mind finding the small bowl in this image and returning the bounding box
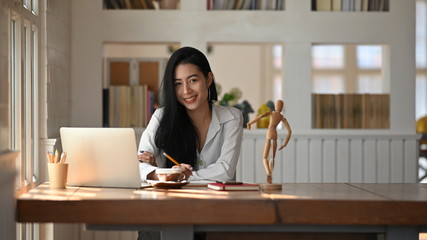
[155,168,182,182]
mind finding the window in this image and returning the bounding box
[417,0,427,120]
[312,44,385,94]
[10,12,21,188]
[11,1,41,238]
[311,44,388,129]
[10,0,40,192]
[272,45,283,101]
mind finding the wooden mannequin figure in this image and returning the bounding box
[247,100,292,190]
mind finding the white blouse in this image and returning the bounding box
[138,104,243,182]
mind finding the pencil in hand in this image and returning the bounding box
[163,152,180,166]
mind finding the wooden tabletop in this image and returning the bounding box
[17,183,427,226]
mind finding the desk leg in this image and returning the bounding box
[386,226,419,240]
[160,225,193,240]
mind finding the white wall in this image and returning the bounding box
[209,44,264,112]
[0,0,10,151]
[104,43,172,58]
[71,0,103,126]
[44,0,72,138]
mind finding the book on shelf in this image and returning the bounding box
[145,0,156,9]
[382,0,389,11]
[108,85,155,128]
[102,89,110,127]
[207,182,260,191]
[104,0,123,9]
[341,0,353,11]
[354,0,362,11]
[368,0,389,11]
[241,0,252,9]
[362,0,369,11]
[276,0,284,10]
[227,0,236,9]
[316,0,332,11]
[136,0,146,9]
[123,0,133,9]
[332,0,341,11]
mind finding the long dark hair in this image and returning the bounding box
[155,46,218,168]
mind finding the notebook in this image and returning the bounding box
[60,127,141,188]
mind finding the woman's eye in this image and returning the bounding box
[174,82,181,87]
[189,79,198,83]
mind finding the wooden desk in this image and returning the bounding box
[17,183,427,240]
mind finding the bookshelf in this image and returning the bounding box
[103,58,165,127]
[103,0,180,10]
[71,0,415,135]
[312,0,389,11]
[207,0,285,10]
[102,0,287,11]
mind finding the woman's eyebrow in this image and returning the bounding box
[186,74,198,79]
[174,74,198,81]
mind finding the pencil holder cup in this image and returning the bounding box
[48,163,69,189]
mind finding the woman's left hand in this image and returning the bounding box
[138,151,156,166]
[173,164,193,180]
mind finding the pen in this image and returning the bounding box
[163,152,180,166]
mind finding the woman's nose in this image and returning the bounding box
[183,83,191,94]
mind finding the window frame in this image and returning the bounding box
[10,0,40,195]
[312,44,384,94]
[417,0,427,120]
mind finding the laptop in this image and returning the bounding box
[60,127,141,188]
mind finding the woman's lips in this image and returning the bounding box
[184,95,197,104]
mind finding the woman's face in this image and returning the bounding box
[174,63,212,112]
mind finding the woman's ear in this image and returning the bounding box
[207,72,214,87]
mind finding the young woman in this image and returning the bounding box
[138,46,243,182]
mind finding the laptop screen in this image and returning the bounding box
[60,127,141,188]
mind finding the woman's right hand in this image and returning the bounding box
[138,151,156,166]
[172,163,193,180]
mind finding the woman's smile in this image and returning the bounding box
[184,95,197,104]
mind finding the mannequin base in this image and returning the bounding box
[260,183,282,190]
